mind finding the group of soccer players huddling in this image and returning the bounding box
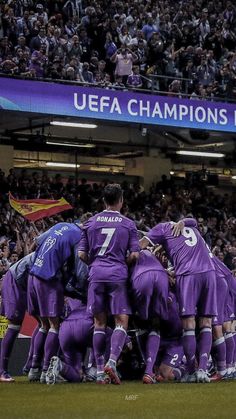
[0,183,236,385]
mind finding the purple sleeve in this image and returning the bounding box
[146,224,165,245]
[128,222,140,252]
[78,225,89,253]
[183,218,197,228]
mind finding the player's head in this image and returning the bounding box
[103,184,123,209]
[80,212,93,224]
[74,212,92,227]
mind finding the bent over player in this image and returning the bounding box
[130,249,169,384]
[140,218,217,383]
[28,222,82,383]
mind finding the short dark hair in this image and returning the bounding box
[103,184,123,206]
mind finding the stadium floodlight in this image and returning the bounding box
[46,162,80,168]
[46,141,95,148]
[50,121,97,128]
[176,150,225,158]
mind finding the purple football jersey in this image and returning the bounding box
[160,292,182,339]
[130,249,166,282]
[146,218,214,276]
[78,210,140,282]
[30,223,81,280]
[213,256,236,300]
[65,298,92,320]
[212,256,232,278]
[9,252,35,289]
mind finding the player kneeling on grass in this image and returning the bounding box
[0,252,36,382]
[44,295,132,384]
[129,248,169,384]
[46,298,112,384]
[79,184,140,384]
[155,291,185,382]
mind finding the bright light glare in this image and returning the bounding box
[50,121,97,128]
[46,162,80,168]
[46,141,95,148]
[176,150,225,158]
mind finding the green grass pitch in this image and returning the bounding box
[1,378,236,419]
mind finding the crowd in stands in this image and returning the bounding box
[0,1,236,98]
[0,166,236,279]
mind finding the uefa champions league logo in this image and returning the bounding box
[35,236,57,267]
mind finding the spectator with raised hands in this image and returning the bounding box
[111,44,138,84]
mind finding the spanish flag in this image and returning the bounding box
[9,193,73,221]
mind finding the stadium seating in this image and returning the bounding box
[0,1,236,98]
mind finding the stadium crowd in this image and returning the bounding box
[1,167,236,277]
[0,1,236,98]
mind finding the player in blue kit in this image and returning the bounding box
[27,222,82,383]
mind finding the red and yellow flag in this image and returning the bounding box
[9,193,73,221]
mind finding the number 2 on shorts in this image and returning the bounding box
[170,353,179,366]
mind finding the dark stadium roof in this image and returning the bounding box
[0,109,235,164]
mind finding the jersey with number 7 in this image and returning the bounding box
[78,210,140,282]
[146,218,214,276]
